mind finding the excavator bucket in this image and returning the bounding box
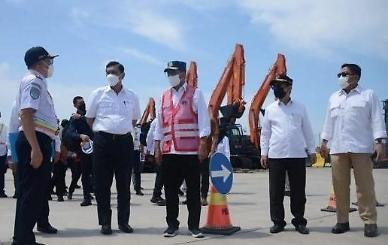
[248,54,287,149]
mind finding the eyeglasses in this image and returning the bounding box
[337,72,354,78]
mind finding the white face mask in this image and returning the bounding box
[107,74,120,87]
[338,75,350,89]
[47,64,54,78]
[168,74,181,87]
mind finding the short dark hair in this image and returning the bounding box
[341,63,361,77]
[106,61,124,73]
[73,96,83,105]
[61,119,70,128]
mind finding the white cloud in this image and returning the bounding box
[123,48,164,66]
[238,0,388,59]
[69,2,186,51]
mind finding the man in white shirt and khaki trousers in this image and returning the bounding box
[320,63,386,237]
[260,75,316,235]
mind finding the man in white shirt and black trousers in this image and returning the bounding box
[260,75,316,235]
[154,61,210,238]
[86,61,141,235]
[320,64,386,237]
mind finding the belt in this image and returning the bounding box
[96,131,131,140]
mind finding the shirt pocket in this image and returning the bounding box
[98,100,116,114]
[290,112,303,129]
[329,103,341,118]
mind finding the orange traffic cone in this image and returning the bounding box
[201,186,240,235]
[321,185,357,212]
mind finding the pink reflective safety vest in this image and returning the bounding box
[161,85,200,153]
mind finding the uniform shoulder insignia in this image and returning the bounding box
[29,82,42,100]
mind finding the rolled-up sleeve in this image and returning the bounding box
[260,109,271,156]
[193,89,210,138]
[370,92,387,139]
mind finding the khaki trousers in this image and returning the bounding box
[331,153,377,224]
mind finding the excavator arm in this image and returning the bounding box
[186,61,198,88]
[139,97,156,126]
[248,54,287,149]
[208,44,246,152]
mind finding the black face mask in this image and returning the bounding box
[77,102,86,115]
[273,85,286,99]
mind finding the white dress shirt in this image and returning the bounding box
[260,99,315,158]
[132,126,141,150]
[321,86,386,154]
[216,136,230,160]
[0,122,7,156]
[86,86,141,134]
[154,82,211,155]
[7,101,19,158]
[146,119,158,155]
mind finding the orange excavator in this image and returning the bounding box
[186,61,198,88]
[207,44,260,168]
[138,97,156,172]
[248,54,287,150]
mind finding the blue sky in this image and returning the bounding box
[1,0,387,143]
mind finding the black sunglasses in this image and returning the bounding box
[337,72,354,78]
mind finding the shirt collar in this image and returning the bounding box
[339,85,362,95]
[105,85,125,95]
[28,69,46,83]
[277,98,293,106]
[171,81,187,93]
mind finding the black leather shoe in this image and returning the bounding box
[135,191,144,196]
[37,224,58,234]
[295,224,309,234]
[331,222,350,234]
[270,224,285,233]
[80,199,92,206]
[119,224,134,233]
[57,196,64,202]
[364,224,378,237]
[101,225,112,235]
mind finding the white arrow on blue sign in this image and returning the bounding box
[209,152,233,194]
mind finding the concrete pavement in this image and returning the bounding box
[0,168,387,245]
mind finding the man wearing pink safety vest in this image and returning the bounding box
[155,61,210,239]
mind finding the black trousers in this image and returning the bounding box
[68,157,81,194]
[13,132,52,244]
[269,158,307,227]
[152,164,163,198]
[161,154,201,230]
[51,160,67,197]
[200,158,210,199]
[93,132,133,226]
[132,150,142,192]
[0,154,7,194]
[80,152,93,199]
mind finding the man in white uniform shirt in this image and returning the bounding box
[86,61,141,235]
[260,75,316,235]
[13,46,59,245]
[320,64,386,237]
